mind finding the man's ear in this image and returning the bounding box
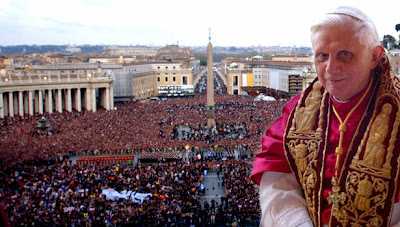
[370,45,385,70]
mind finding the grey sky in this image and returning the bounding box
[0,0,399,47]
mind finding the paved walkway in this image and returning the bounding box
[201,171,226,209]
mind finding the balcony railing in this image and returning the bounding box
[0,72,113,85]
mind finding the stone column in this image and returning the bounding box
[66,88,72,112]
[57,89,62,113]
[105,88,110,110]
[38,90,43,114]
[91,88,96,112]
[75,88,82,112]
[0,92,4,118]
[13,93,18,115]
[8,92,14,117]
[46,89,53,114]
[28,91,34,116]
[85,88,91,111]
[18,91,24,116]
[109,86,114,110]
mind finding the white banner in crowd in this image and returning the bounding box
[101,189,152,203]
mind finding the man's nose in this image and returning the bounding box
[326,57,341,74]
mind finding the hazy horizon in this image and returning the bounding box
[1,0,399,47]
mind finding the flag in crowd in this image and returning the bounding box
[101,189,152,204]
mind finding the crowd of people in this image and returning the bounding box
[0,94,285,169]
[0,158,259,226]
[220,160,260,225]
[171,122,250,143]
[139,151,183,163]
[0,92,286,226]
[195,73,227,95]
[70,144,247,165]
[1,160,204,226]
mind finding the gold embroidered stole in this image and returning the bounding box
[283,55,400,226]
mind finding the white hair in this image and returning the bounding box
[310,6,380,50]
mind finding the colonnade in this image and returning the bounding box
[0,86,113,118]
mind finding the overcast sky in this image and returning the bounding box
[0,0,399,47]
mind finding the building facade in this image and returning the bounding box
[271,54,312,62]
[112,62,194,101]
[156,45,192,60]
[0,68,114,118]
[154,63,194,98]
[88,56,137,64]
[103,46,158,57]
[252,68,270,87]
[224,59,313,97]
[388,50,400,76]
[226,68,243,95]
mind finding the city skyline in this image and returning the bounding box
[1,0,399,48]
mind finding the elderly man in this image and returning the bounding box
[252,6,400,227]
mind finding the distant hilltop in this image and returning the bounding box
[0,44,312,55]
[0,45,106,55]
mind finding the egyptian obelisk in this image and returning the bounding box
[207,29,215,127]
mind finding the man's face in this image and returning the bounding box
[312,25,376,101]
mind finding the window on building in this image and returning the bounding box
[157,77,160,82]
[173,77,176,82]
[165,77,168,82]
[233,76,238,86]
[182,76,187,85]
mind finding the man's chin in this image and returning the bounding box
[329,90,350,102]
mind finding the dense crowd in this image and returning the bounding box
[171,122,250,143]
[0,159,259,226]
[195,74,227,95]
[220,160,260,224]
[71,144,247,164]
[1,160,203,226]
[0,92,286,226]
[0,94,285,169]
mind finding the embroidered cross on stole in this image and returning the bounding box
[327,178,346,220]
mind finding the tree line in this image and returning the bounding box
[382,23,400,50]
